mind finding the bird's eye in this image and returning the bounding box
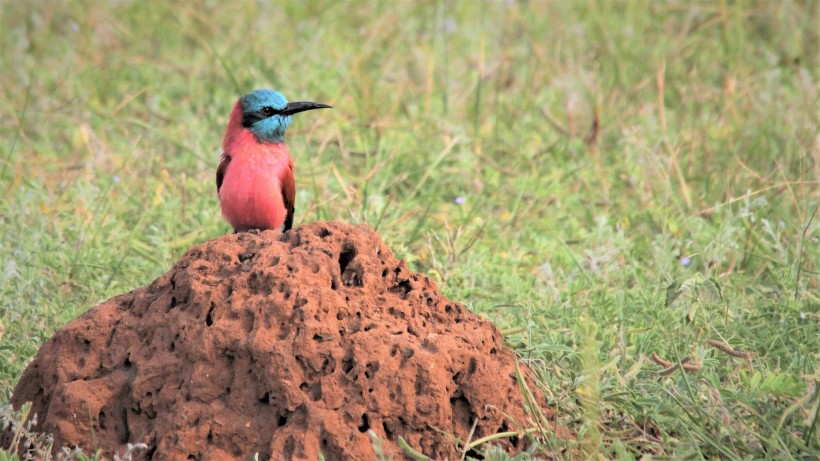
[261,106,275,116]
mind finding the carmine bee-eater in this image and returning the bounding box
[217,89,331,232]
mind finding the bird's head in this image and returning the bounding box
[239,89,331,143]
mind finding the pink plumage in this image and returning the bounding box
[217,102,295,232]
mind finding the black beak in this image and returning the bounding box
[282,101,332,116]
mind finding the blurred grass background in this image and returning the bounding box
[0,0,818,459]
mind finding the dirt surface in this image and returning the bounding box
[11,222,556,460]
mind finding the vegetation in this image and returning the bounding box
[1,1,817,459]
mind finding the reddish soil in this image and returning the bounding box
[10,222,556,460]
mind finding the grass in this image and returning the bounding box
[1,0,818,459]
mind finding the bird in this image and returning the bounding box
[216,89,331,233]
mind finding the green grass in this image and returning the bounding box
[1,0,818,459]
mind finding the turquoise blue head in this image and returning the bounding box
[239,89,331,143]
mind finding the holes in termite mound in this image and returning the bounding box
[320,356,336,375]
[342,354,355,374]
[99,410,107,430]
[467,357,477,375]
[357,413,370,433]
[338,243,356,275]
[464,447,483,459]
[414,367,425,396]
[319,429,343,460]
[338,242,364,287]
[498,421,519,448]
[364,362,379,380]
[277,281,291,300]
[420,338,438,353]
[205,303,215,327]
[297,353,336,377]
[392,280,412,299]
[279,231,300,247]
[248,270,273,295]
[382,420,395,441]
[317,227,332,238]
[242,308,255,333]
[117,407,130,444]
[289,232,301,246]
[194,262,212,275]
[349,311,362,333]
[277,322,291,340]
[401,347,415,361]
[312,333,329,343]
[294,355,310,376]
[278,411,289,427]
[449,390,476,432]
[283,436,295,459]
[221,283,234,301]
[299,381,323,401]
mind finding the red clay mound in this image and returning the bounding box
[11,222,556,460]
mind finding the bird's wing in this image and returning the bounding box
[281,159,295,231]
[216,154,231,193]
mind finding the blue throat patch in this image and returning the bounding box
[240,89,292,144]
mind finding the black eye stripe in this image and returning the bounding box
[242,106,282,127]
[261,106,284,116]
